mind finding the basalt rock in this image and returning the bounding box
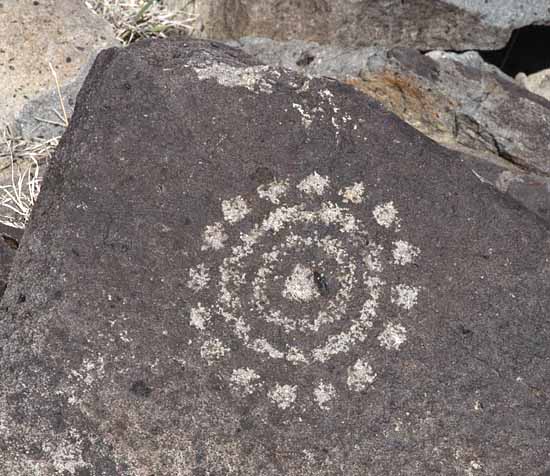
[0,39,549,476]
[191,0,550,50]
[229,37,550,177]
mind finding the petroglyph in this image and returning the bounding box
[339,182,365,204]
[257,180,289,204]
[222,195,250,223]
[297,172,330,196]
[373,201,401,230]
[377,323,408,350]
[186,172,421,412]
[392,240,420,265]
[347,359,377,391]
[269,384,297,409]
[201,222,227,250]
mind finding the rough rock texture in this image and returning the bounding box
[192,0,550,50]
[517,68,550,102]
[229,37,550,177]
[0,0,116,138]
[0,224,22,298]
[1,39,549,475]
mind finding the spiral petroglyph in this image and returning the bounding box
[185,172,422,412]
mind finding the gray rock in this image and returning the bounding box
[424,50,507,79]
[0,0,117,139]
[194,0,550,51]
[13,56,98,140]
[231,37,550,177]
[445,0,550,28]
[516,68,550,102]
[0,224,22,298]
[1,39,549,475]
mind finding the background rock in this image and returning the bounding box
[0,0,116,139]
[517,68,550,102]
[1,39,549,475]
[229,37,550,177]
[193,0,550,50]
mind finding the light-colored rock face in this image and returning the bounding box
[518,68,550,102]
[0,0,116,131]
[445,0,550,28]
[191,0,550,51]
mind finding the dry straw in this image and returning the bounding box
[0,127,58,228]
[1,1,198,228]
[85,0,198,46]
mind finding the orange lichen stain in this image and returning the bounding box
[344,72,456,137]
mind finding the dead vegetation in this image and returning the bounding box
[1,1,198,229]
[85,0,198,46]
[0,128,58,228]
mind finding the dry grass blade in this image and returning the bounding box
[48,62,69,128]
[0,127,58,228]
[85,0,199,46]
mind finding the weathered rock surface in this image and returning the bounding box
[517,68,550,102]
[0,224,22,298]
[229,37,550,177]
[193,0,550,50]
[1,39,549,475]
[0,0,116,138]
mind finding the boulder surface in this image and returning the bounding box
[0,39,549,476]
[228,37,550,177]
[193,0,550,50]
[0,0,116,138]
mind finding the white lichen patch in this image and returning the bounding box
[230,368,262,395]
[200,338,230,364]
[257,180,289,204]
[189,303,210,330]
[347,359,377,391]
[314,381,336,410]
[194,63,274,94]
[377,323,407,350]
[292,103,313,128]
[69,355,105,387]
[338,182,365,204]
[268,384,297,409]
[373,201,400,229]
[201,222,228,250]
[391,284,419,310]
[360,299,378,320]
[297,172,330,196]
[282,264,319,302]
[187,264,210,292]
[319,88,334,102]
[392,240,420,265]
[43,429,90,476]
[222,196,250,223]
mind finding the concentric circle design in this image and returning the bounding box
[185,172,421,412]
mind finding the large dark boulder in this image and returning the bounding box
[0,39,549,475]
